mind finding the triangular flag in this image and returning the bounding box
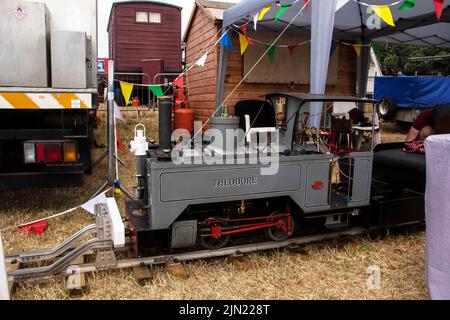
[150,85,164,97]
[274,5,291,24]
[81,191,108,215]
[239,33,249,55]
[330,40,338,56]
[114,101,123,121]
[265,44,277,63]
[370,5,395,27]
[195,53,208,67]
[305,0,311,9]
[19,220,48,236]
[434,0,444,21]
[120,81,133,106]
[335,0,350,12]
[258,5,271,21]
[116,131,125,153]
[218,31,233,50]
[172,75,184,89]
[399,0,416,10]
[253,12,259,30]
[288,45,297,56]
[241,25,248,37]
[353,44,363,57]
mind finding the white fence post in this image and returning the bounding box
[0,231,10,300]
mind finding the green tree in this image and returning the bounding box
[373,42,450,76]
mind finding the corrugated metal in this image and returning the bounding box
[108,2,181,74]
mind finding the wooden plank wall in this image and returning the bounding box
[185,7,221,125]
[222,33,357,117]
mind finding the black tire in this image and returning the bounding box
[377,97,397,121]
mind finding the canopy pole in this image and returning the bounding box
[356,42,371,110]
[215,28,229,117]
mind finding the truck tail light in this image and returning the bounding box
[24,143,36,163]
[63,143,77,162]
[36,143,62,163]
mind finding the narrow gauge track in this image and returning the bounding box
[7,227,366,282]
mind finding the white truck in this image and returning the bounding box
[0,0,98,189]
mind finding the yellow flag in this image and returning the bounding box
[371,5,395,26]
[239,33,249,55]
[258,5,271,21]
[120,81,134,106]
[353,44,363,57]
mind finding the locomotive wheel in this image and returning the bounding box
[198,217,230,250]
[266,213,295,242]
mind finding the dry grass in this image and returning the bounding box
[0,111,427,300]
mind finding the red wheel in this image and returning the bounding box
[266,213,294,242]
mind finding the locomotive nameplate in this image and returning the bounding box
[159,164,301,202]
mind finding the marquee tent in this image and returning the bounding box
[215,0,450,127]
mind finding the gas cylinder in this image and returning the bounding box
[132,96,140,107]
[175,106,194,135]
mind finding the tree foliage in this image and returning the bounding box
[373,42,450,76]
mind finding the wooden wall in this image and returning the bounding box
[185,10,357,124]
[185,7,221,124]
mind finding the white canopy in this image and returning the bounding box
[216,0,450,126]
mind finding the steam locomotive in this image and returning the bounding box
[127,93,425,257]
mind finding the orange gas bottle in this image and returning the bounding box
[175,107,194,135]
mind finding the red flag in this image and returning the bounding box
[19,220,48,236]
[172,75,184,89]
[116,131,126,153]
[305,0,311,9]
[434,0,444,21]
[241,25,248,37]
[288,45,297,56]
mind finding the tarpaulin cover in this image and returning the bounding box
[425,134,450,300]
[375,76,450,108]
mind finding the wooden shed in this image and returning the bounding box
[108,1,182,78]
[183,0,358,124]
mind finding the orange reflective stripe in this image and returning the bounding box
[51,93,89,109]
[0,93,39,109]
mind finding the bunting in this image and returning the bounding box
[19,220,48,236]
[114,101,124,121]
[372,42,382,57]
[353,44,363,57]
[434,0,444,21]
[258,5,271,21]
[274,5,291,24]
[253,12,259,31]
[399,0,416,10]
[371,5,395,26]
[239,33,250,55]
[172,75,184,89]
[265,44,277,63]
[218,31,233,50]
[195,53,208,67]
[288,44,297,56]
[150,85,164,97]
[120,81,133,106]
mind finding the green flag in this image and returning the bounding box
[150,85,164,97]
[265,44,277,63]
[274,5,291,24]
[399,0,416,10]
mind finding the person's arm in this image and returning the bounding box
[406,126,419,142]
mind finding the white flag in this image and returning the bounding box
[114,101,124,121]
[253,12,258,31]
[335,0,350,12]
[81,191,108,215]
[195,53,208,67]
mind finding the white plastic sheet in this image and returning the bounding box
[309,0,337,129]
[425,134,450,300]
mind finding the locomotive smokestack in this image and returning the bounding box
[158,96,173,150]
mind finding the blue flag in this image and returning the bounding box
[330,40,338,57]
[219,31,233,51]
